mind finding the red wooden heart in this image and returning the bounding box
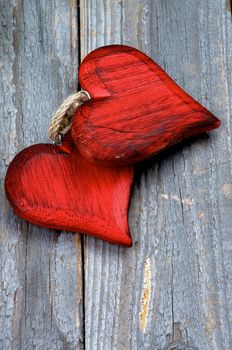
[72,45,220,165]
[5,135,134,246]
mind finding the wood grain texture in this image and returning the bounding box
[5,135,134,246]
[1,1,232,350]
[0,1,83,349]
[73,44,220,165]
[80,1,232,349]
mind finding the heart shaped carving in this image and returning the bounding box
[72,45,220,165]
[5,135,134,246]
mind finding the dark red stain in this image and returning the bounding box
[5,134,134,246]
[72,45,220,166]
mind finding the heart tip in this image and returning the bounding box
[214,118,221,129]
[110,232,132,247]
[119,236,133,247]
[123,241,133,248]
[210,114,221,130]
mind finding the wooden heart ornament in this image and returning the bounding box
[5,135,134,246]
[72,45,220,165]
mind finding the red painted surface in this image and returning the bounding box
[5,135,134,246]
[73,45,221,165]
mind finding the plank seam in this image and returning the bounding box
[77,0,86,348]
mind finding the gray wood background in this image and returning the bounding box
[0,1,231,349]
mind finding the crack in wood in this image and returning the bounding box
[76,2,85,347]
[1,0,232,349]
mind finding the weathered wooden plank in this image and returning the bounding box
[81,1,232,349]
[0,1,83,349]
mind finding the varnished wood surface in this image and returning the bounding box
[1,1,232,349]
[74,45,220,165]
[5,135,134,246]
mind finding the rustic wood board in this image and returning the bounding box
[1,1,232,349]
[81,1,232,349]
[0,1,83,349]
